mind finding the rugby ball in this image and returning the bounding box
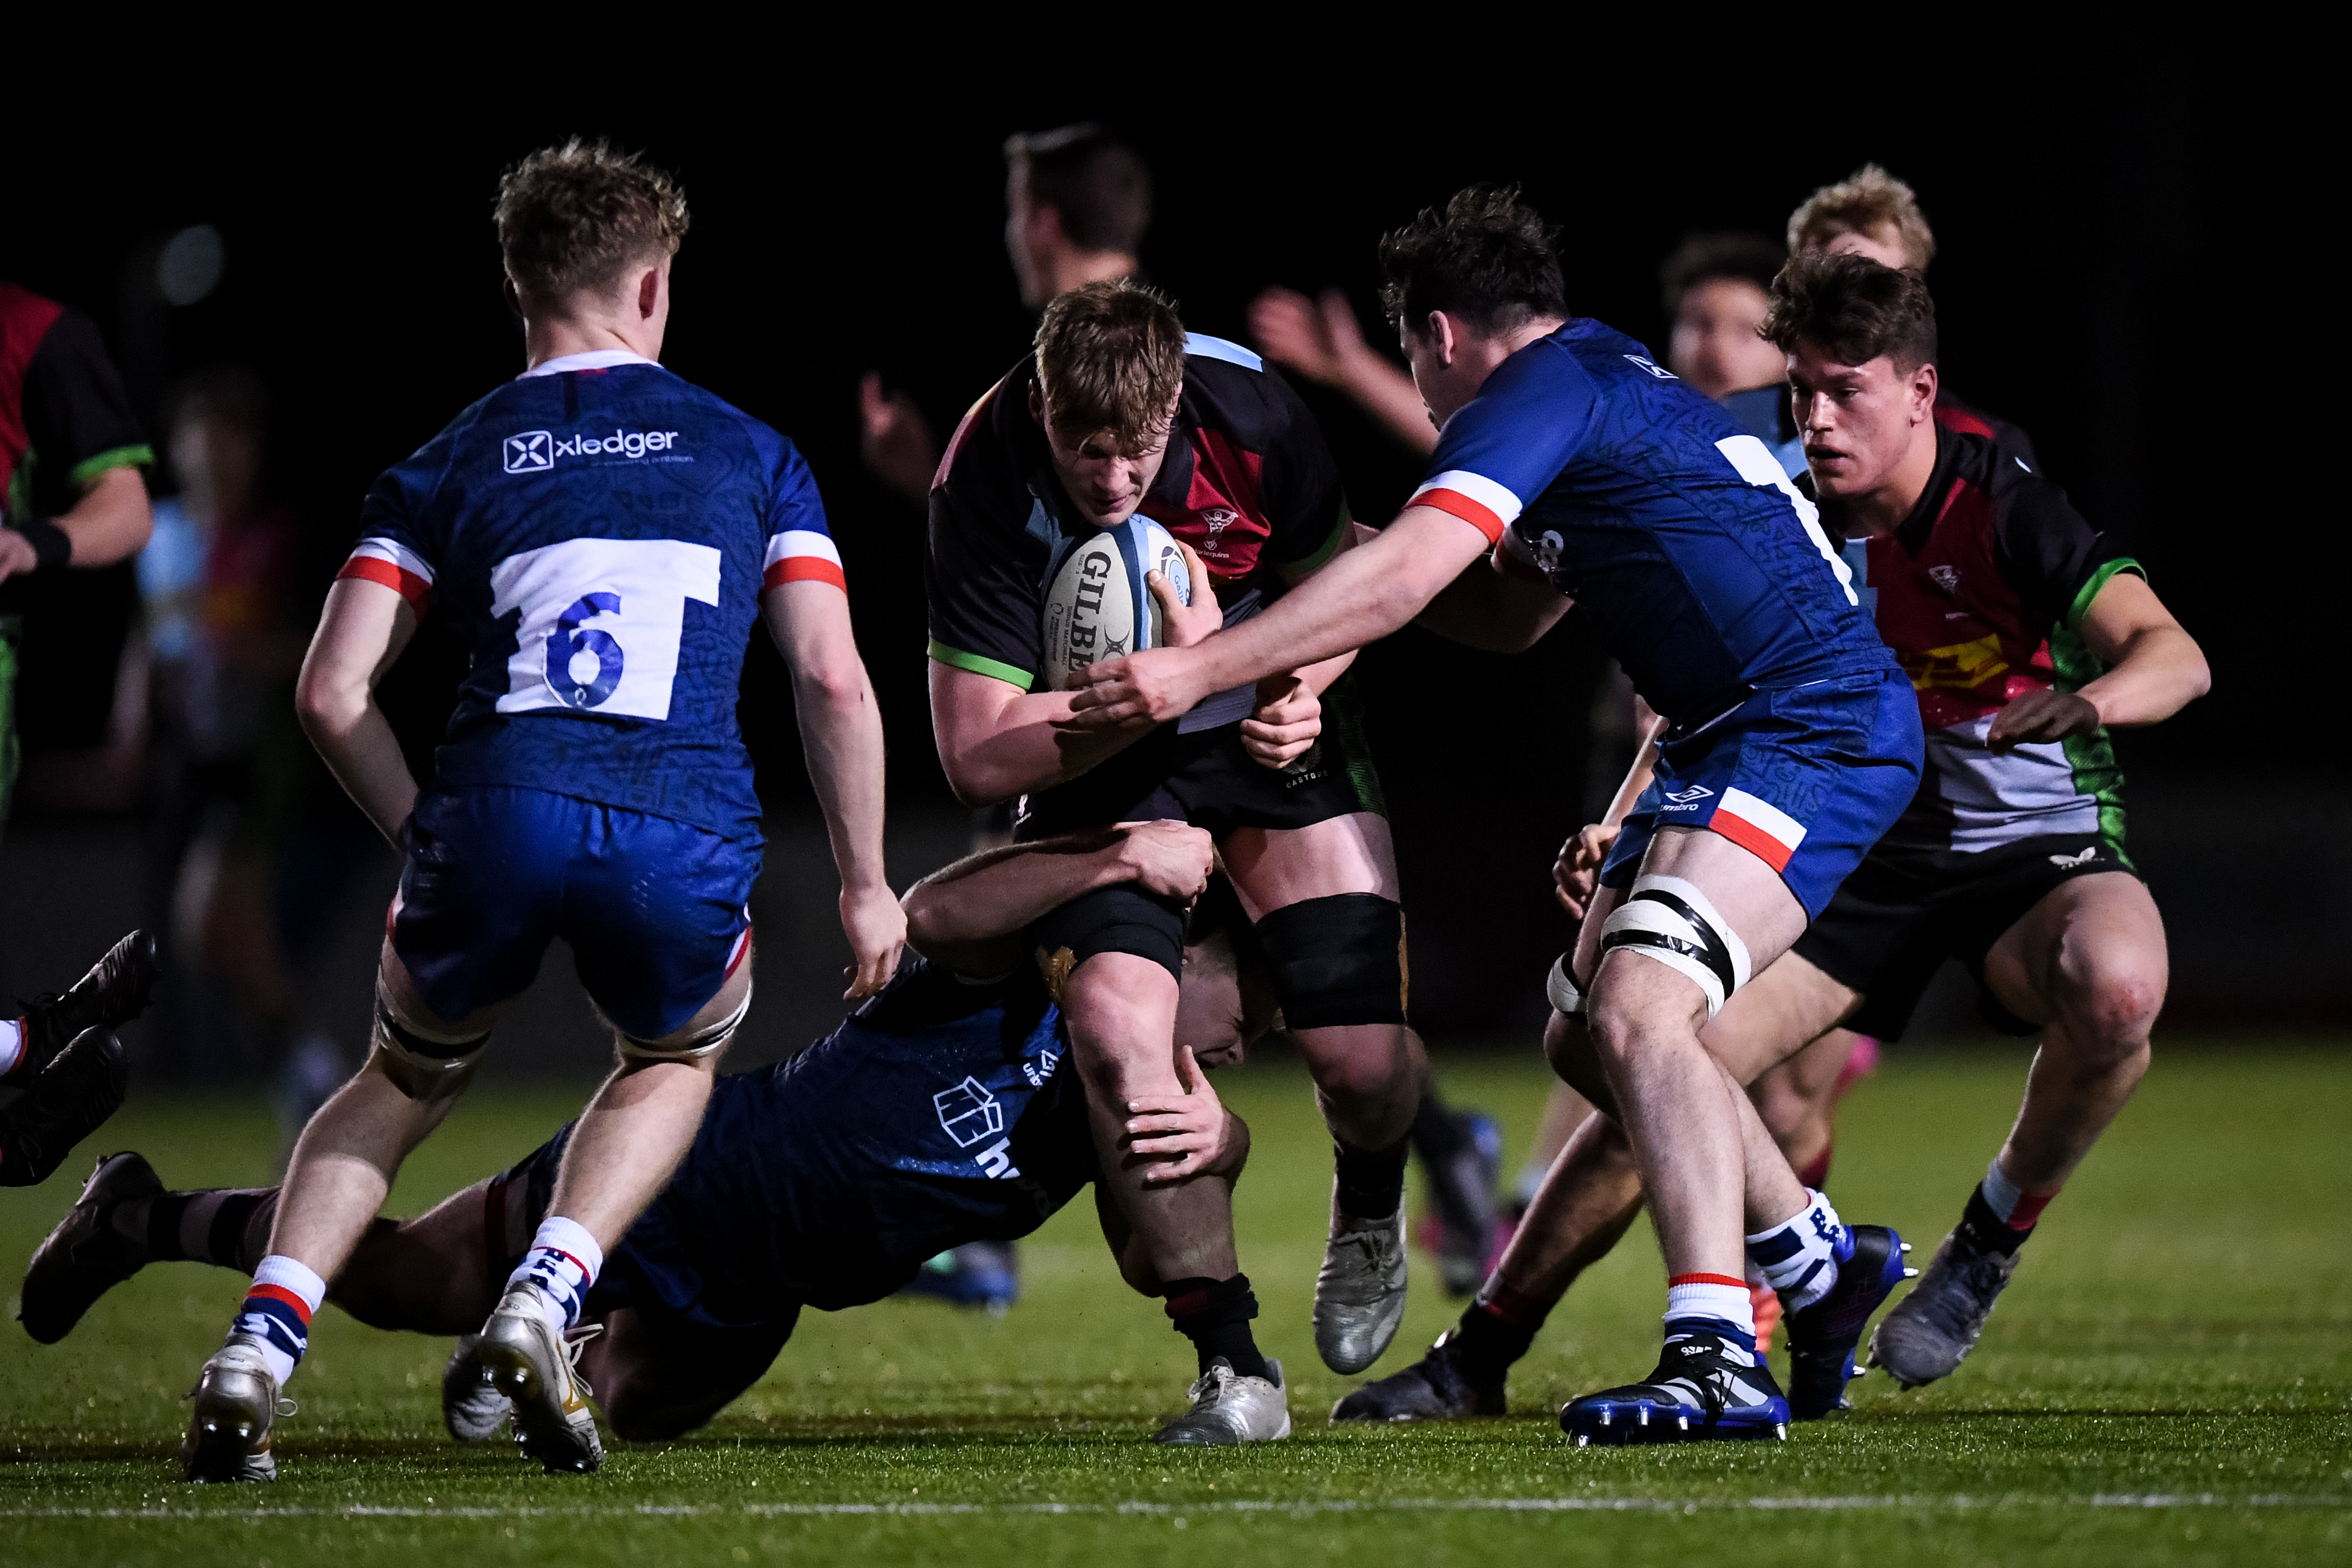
[1040,517,1191,691]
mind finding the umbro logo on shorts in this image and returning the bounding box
[2048,847,2099,868]
[505,431,553,473]
[1664,785,1715,805]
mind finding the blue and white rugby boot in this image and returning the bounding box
[1783,1223,1913,1419]
[899,1241,1019,1315]
[1559,1327,1790,1446]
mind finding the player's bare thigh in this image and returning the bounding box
[1218,812,1399,914]
[1978,872,2168,1030]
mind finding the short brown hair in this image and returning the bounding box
[1786,163,1936,271]
[495,139,689,310]
[1378,184,1567,336]
[1761,251,1938,372]
[1033,280,1186,450]
[1005,124,1153,255]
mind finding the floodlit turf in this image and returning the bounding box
[3,1045,2347,1565]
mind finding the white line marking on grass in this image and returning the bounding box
[6,1493,2346,1521]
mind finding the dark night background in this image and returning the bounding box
[4,44,2332,1050]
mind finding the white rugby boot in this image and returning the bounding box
[181,1332,283,1483]
[1314,1203,1408,1374]
[474,1284,604,1472]
[1151,1357,1291,1444]
[442,1333,512,1441]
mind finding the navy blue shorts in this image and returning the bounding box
[392,785,757,1041]
[1602,671,1923,921]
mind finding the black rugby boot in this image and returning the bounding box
[1330,1326,1507,1422]
[14,930,159,1081]
[0,1029,131,1188]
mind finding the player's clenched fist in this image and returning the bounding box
[1554,822,1621,919]
[1114,819,1215,904]
[1125,1044,1232,1184]
[1242,675,1321,769]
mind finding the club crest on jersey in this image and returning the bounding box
[505,431,553,473]
[1928,564,1961,594]
[1200,507,1239,535]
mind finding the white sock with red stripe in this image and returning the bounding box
[233,1255,328,1387]
[507,1216,603,1335]
[0,1016,24,1079]
[1664,1272,1757,1349]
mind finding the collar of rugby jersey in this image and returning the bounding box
[519,349,661,379]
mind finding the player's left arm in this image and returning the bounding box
[0,311,153,581]
[901,821,1214,976]
[1988,571,2210,750]
[296,578,421,845]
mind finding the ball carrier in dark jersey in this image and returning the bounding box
[1072,189,1929,1446]
[27,826,1293,1447]
[1330,253,2207,1427]
[927,281,1426,1378]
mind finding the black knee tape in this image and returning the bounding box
[1253,894,1407,1030]
[1031,883,1187,1000]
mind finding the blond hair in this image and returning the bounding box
[1033,280,1186,450]
[495,139,690,310]
[1786,164,1935,271]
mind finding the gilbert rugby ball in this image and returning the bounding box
[1040,517,1191,691]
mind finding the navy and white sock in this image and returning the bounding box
[231,1255,327,1387]
[1746,1189,1853,1313]
[506,1216,603,1335]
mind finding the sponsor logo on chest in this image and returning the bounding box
[504,428,685,473]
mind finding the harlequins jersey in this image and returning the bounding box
[1838,425,2139,855]
[344,351,843,841]
[925,334,1349,695]
[0,281,153,613]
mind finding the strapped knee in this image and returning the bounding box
[1545,952,1588,1020]
[372,978,489,1092]
[1598,874,1752,1019]
[619,981,752,1062]
[1253,894,1407,1030]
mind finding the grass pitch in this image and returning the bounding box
[2,1044,2347,1565]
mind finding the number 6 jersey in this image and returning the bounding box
[342,350,843,842]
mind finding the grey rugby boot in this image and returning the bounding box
[1314,1204,1408,1374]
[19,1149,162,1343]
[1868,1229,2019,1389]
[475,1284,604,1472]
[442,1333,512,1441]
[1152,1357,1292,1444]
[182,1331,283,1482]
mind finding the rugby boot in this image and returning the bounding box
[18,1149,161,1342]
[442,1333,512,1441]
[1421,1110,1506,1298]
[1329,1325,1506,1422]
[1559,1327,1790,1447]
[1783,1224,1914,1419]
[475,1284,604,1472]
[1152,1357,1291,1445]
[181,1331,283,1482]
[1868,1228,2017,1389]
[0,1029,130,1188]
[899,1241,1020,1315]
[1314,1204,1408,1374]
[12,930,159,1081]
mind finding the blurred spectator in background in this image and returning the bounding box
[1660,231,1804,475]
[141,366,377,1154]
[0,279,156,843]
[1787,164,2039,471]
[1249,285,1434,456]
[857,123,1154,508]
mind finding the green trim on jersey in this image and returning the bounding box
[67,444,155,488]
[1278,501,1353,583]
[2047,559,2144,869]
[928,639,1035,692]
[2066,556,2142,629]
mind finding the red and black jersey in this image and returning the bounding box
[1839,424,2139,856]
[1,281,153,612]
[1934,389,2038,475]
[925,334,1348,694]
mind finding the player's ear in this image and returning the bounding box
[636,266,663,322]
[1911,359,1940,421]
[1425,311,1456,366]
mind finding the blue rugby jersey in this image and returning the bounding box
[340,350,844,841]
[1408,320,1896,724]
[621,956,1095,1315]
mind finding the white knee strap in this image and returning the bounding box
[620,980,752,1062]
[372,976,490,1081]
[1545,954,1588,1019]
[1598,874,1752,1019]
